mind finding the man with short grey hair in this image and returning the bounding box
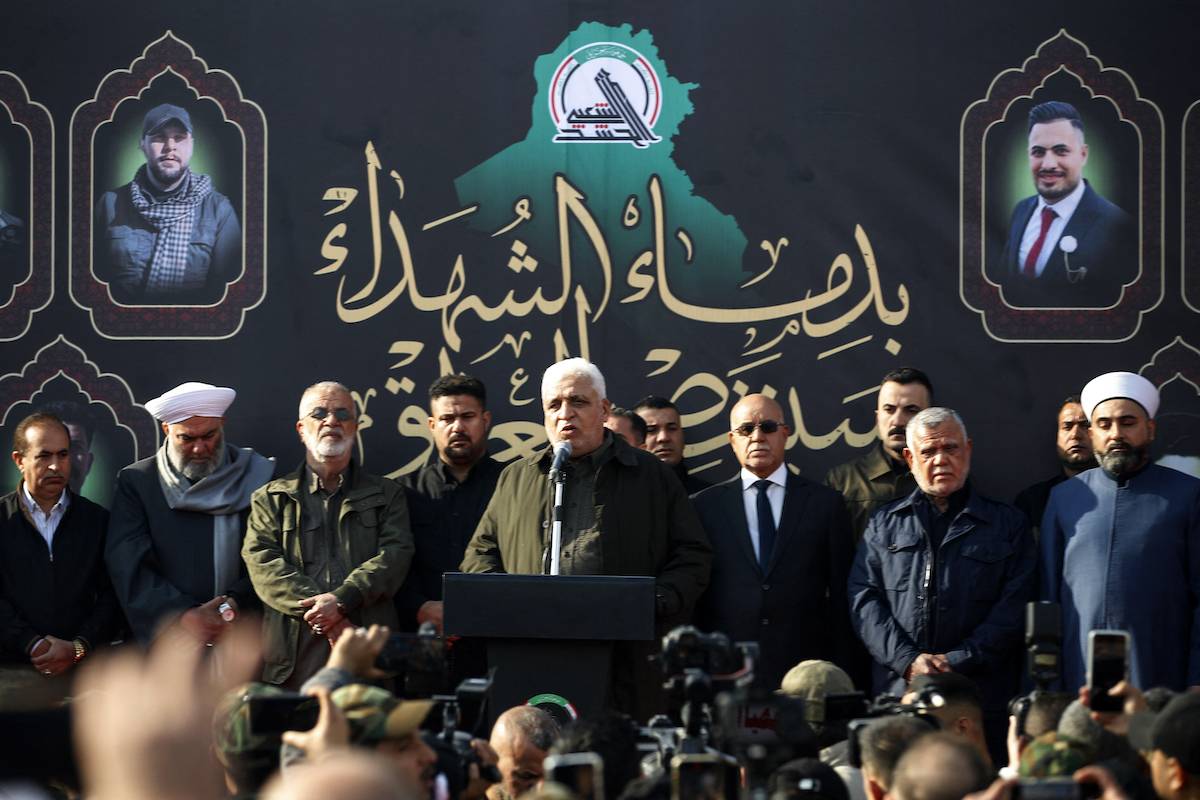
[462,357,711,718]
[849,407,1035,758]
[243,381,414,688]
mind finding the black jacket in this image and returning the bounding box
[0,488,121,658]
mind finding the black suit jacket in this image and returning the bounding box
[691,472,859,689]
[995,181,1135,308]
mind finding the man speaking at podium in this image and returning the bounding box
[461,358,712,720]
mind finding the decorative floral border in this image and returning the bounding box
[0,72,53,341]
[0,336,157,459]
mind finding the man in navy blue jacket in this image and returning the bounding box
[849,407,1035,753]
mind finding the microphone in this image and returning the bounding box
[549,440,573,481]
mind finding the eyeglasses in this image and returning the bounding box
[307,407,354,422]
[732,420,784,437]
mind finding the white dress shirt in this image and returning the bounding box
[740,463,787,557]
[1018,179,1086,277]
[20,482,69,558]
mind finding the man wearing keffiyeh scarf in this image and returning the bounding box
[93,103,241,304]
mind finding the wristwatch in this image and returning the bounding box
[72,639,86,663]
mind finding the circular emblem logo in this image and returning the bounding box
[526,692,580,726]
[549,42,662,148]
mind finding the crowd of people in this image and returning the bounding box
[0,357,1196,799]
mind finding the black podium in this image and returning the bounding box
[442,573,656,722]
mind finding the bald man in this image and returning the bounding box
[692,394,857,688]
[487,705,559,800]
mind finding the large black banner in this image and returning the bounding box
[2,2,1198,506]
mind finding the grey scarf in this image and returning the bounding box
[156,443,275,596]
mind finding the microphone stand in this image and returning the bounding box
[548,466,566,575]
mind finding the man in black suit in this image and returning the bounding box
[994,101,1135,308]
[692,393,857,689]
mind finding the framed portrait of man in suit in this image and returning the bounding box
[983,77,1139,309]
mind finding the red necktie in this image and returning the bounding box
[1023,206,1057,278]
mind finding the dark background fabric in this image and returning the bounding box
[1,2,1198,508]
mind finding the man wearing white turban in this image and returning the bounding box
[106,382,275,643]
[1040,371,1200,691]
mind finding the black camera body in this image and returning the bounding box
[374,624,451,697]
[660,626,750,678]
[1025,601,1062,692]
[845,691,943,769]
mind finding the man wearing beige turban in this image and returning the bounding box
[106,382,275,643]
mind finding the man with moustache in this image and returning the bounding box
[849,408,1035,753]
[462,358,711,719]
[994,101,1135,308]
[395,374,502,633]
[1041,372,1200,691]
[94,103,241,304]
[107,382,274,643]
[827,368,933,542]
[634,395,711,494]
[244,381,414,688]
[0,413,119,707]
[692,394,857,689]
[1013,396,1096,535]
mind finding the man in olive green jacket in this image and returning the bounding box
[461,359,711,719]
[243,382,413,687]
[825,367,932,542]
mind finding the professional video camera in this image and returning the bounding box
[1024,601,1062,691]
[845,686,944,769]
[1007,601,1070,741]
[375,623,499,795]
[644,626,818,799]
[656,626,757,755]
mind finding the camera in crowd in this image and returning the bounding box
[641,625,824,797]
[372,624,499,795]
[845,687,943,770]
[1008,601,1074,740]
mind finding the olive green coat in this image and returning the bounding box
[460,433,712,719]
[243,464,414,684]
[824,441,916,544]
[460,434,712,624]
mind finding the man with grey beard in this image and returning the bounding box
[107,382,275,643]
[1041,371,1200,692]
[243,381,414,688]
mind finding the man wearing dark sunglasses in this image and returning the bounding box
[243,381,414,689]
[692,394,858,689]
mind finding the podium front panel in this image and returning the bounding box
[442,573,655,641]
